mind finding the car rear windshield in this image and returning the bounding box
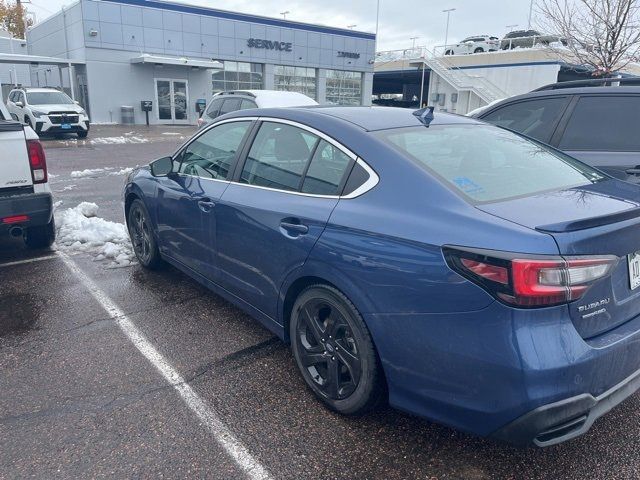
[27,91,74,105]
[378,124,604,204]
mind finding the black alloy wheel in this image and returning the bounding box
[128,199,162,269]
[290,285,384,414]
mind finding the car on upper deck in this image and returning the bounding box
[123,105,640,447]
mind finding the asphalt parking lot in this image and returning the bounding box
[3,126,640,479]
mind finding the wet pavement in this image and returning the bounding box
[2,126,640,479]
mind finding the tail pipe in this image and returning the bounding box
[9,226,23,238]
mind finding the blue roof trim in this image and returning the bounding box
[99,0,376,40]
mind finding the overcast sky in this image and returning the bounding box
[28,0,536,51]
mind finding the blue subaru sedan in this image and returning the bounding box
[123,106,640,446]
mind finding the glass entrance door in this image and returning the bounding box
[155,79,189,124]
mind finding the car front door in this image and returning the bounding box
[155,119,254,278]
[215,120,355,320]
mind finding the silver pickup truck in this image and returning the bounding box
[0,101,55,249]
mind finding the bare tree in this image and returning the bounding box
[536,0,640,75]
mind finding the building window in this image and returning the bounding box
[273,65,317,100]
[212,61,263,94]
[325,70,362,105]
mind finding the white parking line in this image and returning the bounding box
[58,252,273,480]
[0,254,60,268]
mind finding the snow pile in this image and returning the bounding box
[162,132,182,136]
[71,168,112,178]
[90,136,148,145]
[109,167,134,176]
[55,202,135,268]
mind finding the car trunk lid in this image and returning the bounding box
[477,179,640,339]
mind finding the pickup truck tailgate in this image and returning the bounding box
[0,122,32,189]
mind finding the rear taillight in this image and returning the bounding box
[445,247,618,308]
[26,139,47,184]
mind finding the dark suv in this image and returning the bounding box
[473,77,640,182]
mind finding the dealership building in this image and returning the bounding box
[15,0,375,124]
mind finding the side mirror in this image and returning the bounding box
[150,156,175,177]
[74,100,80,105]
[15,101,23,108]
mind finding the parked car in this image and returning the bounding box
[444,35,500,55]
[501,29,567,49]
[197,90,318,128]
[6,87,90,138]
[0,100,54,248]
[124,105,640,447]
[471,77,640,183]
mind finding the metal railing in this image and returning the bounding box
[433,33,566,57]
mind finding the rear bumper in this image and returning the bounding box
[364,302,640,447]
[492,364,640,446]
[0,192,53,230]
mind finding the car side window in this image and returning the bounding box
[301,140,352,195]
[481,97,567,143]
[558,96,640,151]
[240,122,319,192]
[219,98,242,116]
[240,99,257,110]
[206,99,224,119]
[179,121,251,180]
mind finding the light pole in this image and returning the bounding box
[280,10,290,19]
[528,0,534,29]
[347,24,357,30]
[375,0,381,37]
[506,24,518,31]
[442,8,456,53]
[410,36,419,50]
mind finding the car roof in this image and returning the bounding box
[475,85,640,116]
[223,106,484,131]
[214,90,318,107]
[11,87,61,92]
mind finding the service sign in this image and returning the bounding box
[247,38,293,52]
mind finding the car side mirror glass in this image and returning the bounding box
[15,101,23,107]
[150,156,174,177]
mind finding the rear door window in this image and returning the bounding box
[240,122,319,192]
[219,98,242,116]
[378,124,604,204]
[558,96,640,151]
[481,97,568,143]
[301,140,352,195]
[240,99,258,110]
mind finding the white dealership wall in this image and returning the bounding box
[26,0,376,124]
[428,62,561,114]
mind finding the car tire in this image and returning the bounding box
[444,49,454,55]
[77,131,88,139]
[24,116,33,129]
[290,284,385,415]
[474,47,484,53]
[127,199,163,269]
[24,218,55,249]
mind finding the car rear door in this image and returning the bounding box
[552,94,640,182]
[155,119,254,278]
[214,119,355,320]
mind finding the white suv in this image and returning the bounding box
[197,90,318,129]
[444,35,500,55]
[7,87,90,138]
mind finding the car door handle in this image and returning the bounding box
[197,199,216,212]
[280,221,309,235]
